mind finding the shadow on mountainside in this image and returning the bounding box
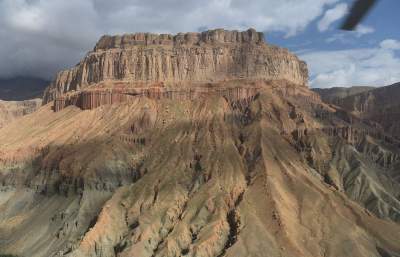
[1,89,400,256]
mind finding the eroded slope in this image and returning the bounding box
[0,80,400,257]
[314,83,400,139]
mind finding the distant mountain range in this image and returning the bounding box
[312,86,375,104]
[0,76,49,101]
[313,82,400,139]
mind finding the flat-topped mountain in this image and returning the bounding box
[43,28,308,104]
[1,29,400,257]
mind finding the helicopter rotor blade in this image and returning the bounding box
[340,0,378,30]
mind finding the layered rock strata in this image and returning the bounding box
[53,83,260,111]
[2,81,400,257]
[43,29,308,104]
[1,29,400,257]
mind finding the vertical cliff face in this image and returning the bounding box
[52,84,262,112]
[43,29,308,104]
[3,28,400,257]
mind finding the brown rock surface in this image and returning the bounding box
[43,29,308,104]
[314,83,400,139]
[1,81,400,257]
[53,81,262,111]
[0,29,400,257]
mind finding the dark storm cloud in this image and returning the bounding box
[0,0,339,80]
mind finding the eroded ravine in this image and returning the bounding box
[1,29,400,257]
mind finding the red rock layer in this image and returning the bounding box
[53,86,260,112]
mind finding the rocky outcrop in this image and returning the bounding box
[2,29,400,257]
[94,29,265,49]
[43,29,308,104]
[2,81,400,257]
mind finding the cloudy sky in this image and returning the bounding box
[0,0,399,88]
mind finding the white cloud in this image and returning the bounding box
[326,33,347,43]
[356,25,375,37]
[380,39,400,50]
[0,0,340,79]
[326,24,375,43]
[300,40,400,88]
[317,3,348,31]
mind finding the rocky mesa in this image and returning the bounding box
[1,29,400,257]
[43,28,308,106]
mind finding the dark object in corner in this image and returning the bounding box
[341,0,378,30]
